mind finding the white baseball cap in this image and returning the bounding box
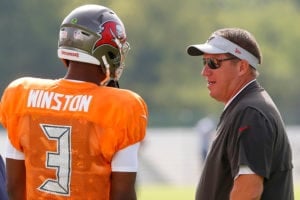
[187,35,259,68]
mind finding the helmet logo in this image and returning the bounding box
[61,50,79,58]
[71,18,78,24]
[93,21,126,52]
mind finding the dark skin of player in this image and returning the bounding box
[6,61,137,200]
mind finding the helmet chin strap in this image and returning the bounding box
[100,55,111,86]
[100,55,121,88]
[106,79,120,88]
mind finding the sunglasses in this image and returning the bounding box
[203,57,237,69]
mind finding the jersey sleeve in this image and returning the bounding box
[93,90,148,163]
[117,92,148,150]
[5,136,25,160]
[235,107,275,178]
[0,79,27,152]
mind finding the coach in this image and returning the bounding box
[187,28,294,200]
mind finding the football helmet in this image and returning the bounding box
[58,4,130,86]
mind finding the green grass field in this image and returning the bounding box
[137,184,300,200]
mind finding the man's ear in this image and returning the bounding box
[238,60,251,76]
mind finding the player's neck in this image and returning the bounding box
[64,61,105,85]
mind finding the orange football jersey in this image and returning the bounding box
[0,77,148,200]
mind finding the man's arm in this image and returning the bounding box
[110,172,137,200]
[6,158,26,200]
[230,174,263,200]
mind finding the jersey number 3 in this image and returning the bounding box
[38,124,72,196]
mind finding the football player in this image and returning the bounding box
[0,4,148,200]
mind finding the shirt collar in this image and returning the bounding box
[224,79,256,110]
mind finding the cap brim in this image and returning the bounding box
[187,44,226,56]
